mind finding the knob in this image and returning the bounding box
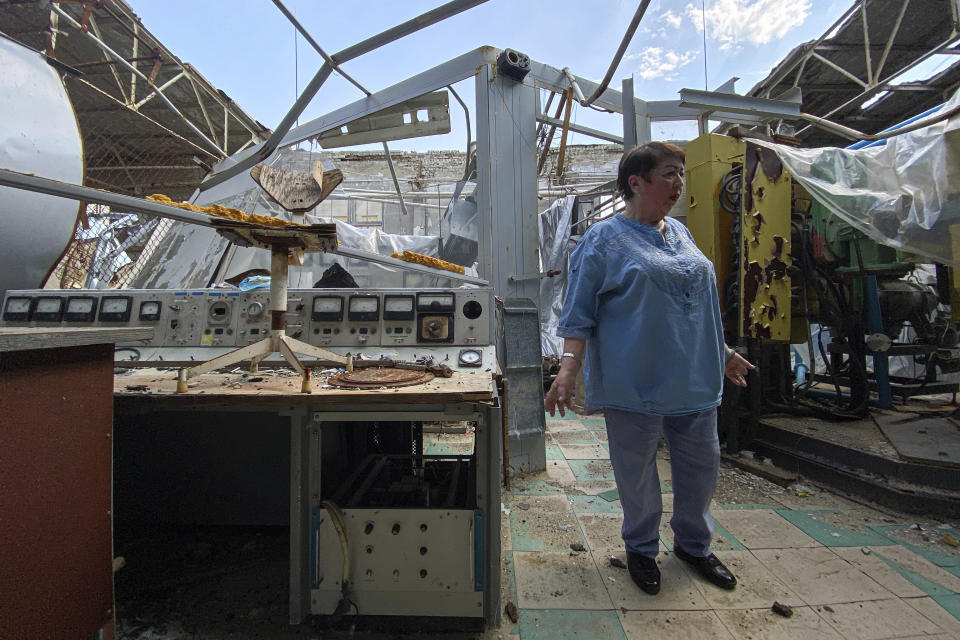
[248,301,264,316]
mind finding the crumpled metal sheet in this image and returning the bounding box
[752,87,960,266]
[538,196,575,357]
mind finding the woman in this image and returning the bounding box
[545,141,754,596]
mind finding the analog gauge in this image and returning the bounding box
[311,296,343,322]
[458,348,482,367]
[65,296,97,322]
[34,297,65,322]
[348,295,379,321]
[2,296,32,321]
[247,301,265,317]
[417,293,455,311]
[139,301,161,321]
[383,295,415,321]
[99,296,132,322]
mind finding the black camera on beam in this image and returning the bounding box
[497,48,530,82]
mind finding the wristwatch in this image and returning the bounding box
[561,352,582,366]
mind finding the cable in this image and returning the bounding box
[321,499,358,625]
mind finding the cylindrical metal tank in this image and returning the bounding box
[0,35,84,296]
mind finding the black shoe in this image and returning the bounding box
[626,550,661,595]
[673,545,737,590]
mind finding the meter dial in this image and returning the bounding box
[33,297,65,322]
[312,296,343,322]
[2,296,32,321]
[348,295,379,321]
[65,296,97,322]
[417,293,455,311]
[99,296,132,322]
[458,348,482,367]
[247,301,265,317]
[383,295,415,321]
[139,301,161,321]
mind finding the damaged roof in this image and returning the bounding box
[0,0,271,201]
[743,0,959,146]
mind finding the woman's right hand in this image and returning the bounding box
[545,368,577,417]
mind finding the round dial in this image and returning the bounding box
[459,348,482,366]
[247,301,265,316]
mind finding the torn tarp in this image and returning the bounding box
[751,88,960,266]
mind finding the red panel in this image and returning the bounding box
[0,344,114,639]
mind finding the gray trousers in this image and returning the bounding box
[604,407,721,558]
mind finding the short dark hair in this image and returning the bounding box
[617,142,685,200]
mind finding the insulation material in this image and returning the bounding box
[752,88,960,266]
[538,196,575,357]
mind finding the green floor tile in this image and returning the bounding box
[660,477,672,493]
[712,521,747,551]
[583,418,607,429]
[567,459,616,482]
[519,609,627,640]
[775,510,896,547]
[508,478,565,496]
[868,526,960,567]
[546,444,565,461]
[569,494,622,513]
[509,511,585,552]
[932,593,960,621]
[598,488,620,502]
[555,430,599,444]
[715,502,780,510]
[424,441,473,456]
[545,411,580,421]
[660,531,674,551]
[872,550,956,597]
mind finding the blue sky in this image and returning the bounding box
[133,0,858,151]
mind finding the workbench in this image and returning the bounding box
[113,365,503,626]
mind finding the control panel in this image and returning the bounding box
[1,288,492,349]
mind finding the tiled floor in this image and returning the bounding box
[494,412,960,640]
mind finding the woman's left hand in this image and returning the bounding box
[725,350,755,387]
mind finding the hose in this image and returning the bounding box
[581,0,653,107]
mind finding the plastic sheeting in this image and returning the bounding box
[752,88,960,266]
[538,196,576,357]
[131,146,473,289]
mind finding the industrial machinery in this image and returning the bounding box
[685,132,960,427]
[1,284,501,623]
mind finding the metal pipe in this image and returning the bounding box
[581,0,652,106]
[561,67,587,105]
[0,168,222,228]
[50,4,227,158]
[202,0,490,191]
[797,101,960,141]
[133,70,183,109]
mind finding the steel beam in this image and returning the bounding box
[535,113,623,144]
[678,88,802,119]
[0,168,220,228]
[200,0,490,191]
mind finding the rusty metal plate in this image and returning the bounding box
[327,367,434,388]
